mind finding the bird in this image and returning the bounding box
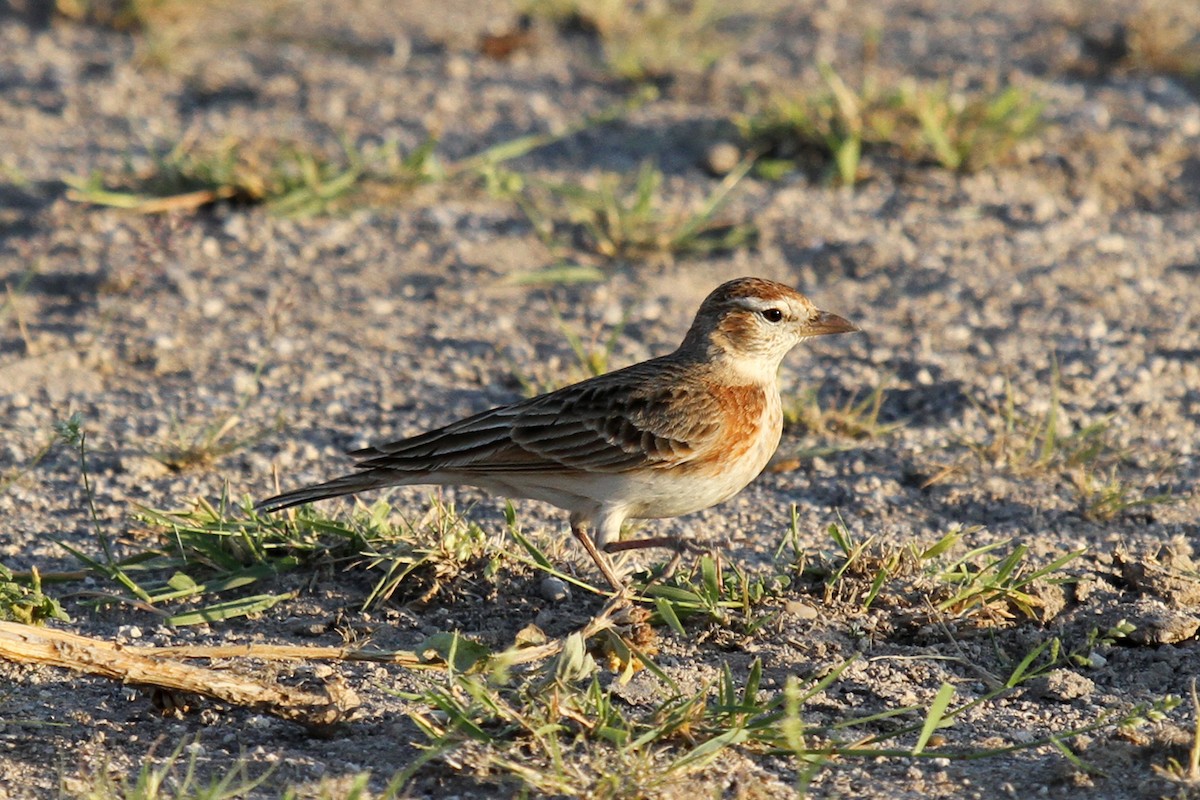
[256,277,858,591]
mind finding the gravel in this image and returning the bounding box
[1,1,1198,797]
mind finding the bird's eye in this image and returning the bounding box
[760,308,784,323]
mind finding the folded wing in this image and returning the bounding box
[354,359,723,475]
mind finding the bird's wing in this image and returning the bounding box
[352,359,724,474]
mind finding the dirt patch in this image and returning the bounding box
[1,1,1198,798]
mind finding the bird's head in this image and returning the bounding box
[680,277,858,381]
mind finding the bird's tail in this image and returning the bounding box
[255,470,399,513]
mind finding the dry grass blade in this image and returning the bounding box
[133,642,425,665]
[0,621,360,727]
[1153,678,1200,784]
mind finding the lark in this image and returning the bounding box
[258,277,858,590]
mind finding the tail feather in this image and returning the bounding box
[255,470,400,512]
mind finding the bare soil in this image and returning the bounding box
[1,1,1198,797]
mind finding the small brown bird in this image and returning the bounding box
[258,277,858,589]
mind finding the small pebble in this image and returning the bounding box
[785,600,819,620]
[1028,668,1095,702]
[539,575,570,603]
[1128,609,1200,645]
[704,141,741,176]
[446,56,471,80]
[232,371,259,397]
[201,297,225,318]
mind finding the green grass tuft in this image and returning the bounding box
[515,157,757,262]
[524,0,744,82]
[739,65,1045,185]
[0,565,69,624]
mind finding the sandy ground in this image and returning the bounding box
[1,0,1199,797]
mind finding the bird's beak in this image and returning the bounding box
[805,310,859,336]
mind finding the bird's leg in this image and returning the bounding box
[604,536,709,580]
[604,535,695,554]
[572,521,627,593]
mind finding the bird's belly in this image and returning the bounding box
[620,457,765,518]
[631,430,781,517]
[466,463,760,520]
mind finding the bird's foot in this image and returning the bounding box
[604,536,710,582]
